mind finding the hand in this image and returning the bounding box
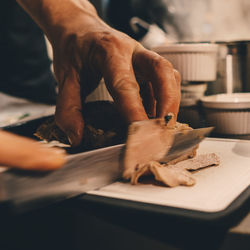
[17,0,181,147]
[0,131,66,171]
[54,29,180,146]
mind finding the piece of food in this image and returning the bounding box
[131,161,195,187]
[166,153,220,171]
[35,101,128,151]
[123,118,220,187]
[131,153,220,187]
[123,118,193,180]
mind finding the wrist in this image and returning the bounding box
[17,0,107,45]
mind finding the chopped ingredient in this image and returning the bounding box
[131,153,220,187]
[123,118,220,187]
[123,118,193,180]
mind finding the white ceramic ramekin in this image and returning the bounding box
[201,93,250,135]
[181,83,208,103]
[152,43,218,81]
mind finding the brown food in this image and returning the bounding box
[35,101,128,151]
[131,153,220,187]
[166,153,220,171]
[123,118,220,187]
[123,118,194,180]
[131,161,195,187]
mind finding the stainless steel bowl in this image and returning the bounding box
[216,40,250,93]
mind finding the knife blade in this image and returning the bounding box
[0,143,125,210]
[161,127,214,162]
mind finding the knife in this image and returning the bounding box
[161,126,214,162]
[0,126,213,211]
[0,144,125,211]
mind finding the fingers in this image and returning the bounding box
[133,48,181,121]
[0,131,66,171]
[101,55,148,123]
[55,70,84,147]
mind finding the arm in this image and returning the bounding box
[17,0,181,147]
[16,0,104,43]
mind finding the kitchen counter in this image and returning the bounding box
[0,172,249,250]
[0,180,249,250]
[0,197,249,250]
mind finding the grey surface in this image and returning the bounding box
[0,92,55,128]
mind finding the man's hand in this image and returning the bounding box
[0,131,66,171]
[17,0,181,147]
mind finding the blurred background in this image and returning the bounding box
[2,0,250,103]
[1,0,250,131]
[93,0,250,42]
[89,0,250,130]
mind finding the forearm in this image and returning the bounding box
[16,0,108,44]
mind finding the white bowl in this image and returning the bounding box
[152,43,218,81]
[181,83,208,105]
[201,93,250,135]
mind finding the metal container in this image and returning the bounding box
[216,41,250,93]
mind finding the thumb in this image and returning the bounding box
[0,131,66,171]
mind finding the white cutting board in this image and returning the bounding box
[88,138,250,213]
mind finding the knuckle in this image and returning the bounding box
[173,69,181,78]
[89,31,120,52]
[99,31,119,44]
[151,55,174,71]
[166,87,181,102]
[87,31,127,64]
[108,75,140,99]
[173,69,181,84]
[113,76,139,91]
[85,31,135,69]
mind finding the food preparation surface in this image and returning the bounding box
[0,93,55,128]
[88,138,250,213]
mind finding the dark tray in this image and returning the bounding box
[3,115,53,139]
[75,185,250,228]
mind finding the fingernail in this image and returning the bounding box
[67,131,75,146]
[67,135,73,145]
[164,113,174,124]
[66,129,83,147]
